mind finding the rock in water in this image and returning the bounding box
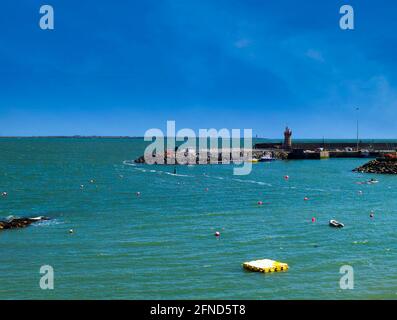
[0,217,49,230]
[353,158,397,174]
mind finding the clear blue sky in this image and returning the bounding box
[1,0,396,138]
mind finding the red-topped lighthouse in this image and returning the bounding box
[284,127,292,150]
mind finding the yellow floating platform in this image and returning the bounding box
[243,259,289,273]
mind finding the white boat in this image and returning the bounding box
[367,179,379,184]
[357,179,379,185]
[329,220,344,228]
[259,154,276,162]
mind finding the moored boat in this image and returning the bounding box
[259,155,276,162]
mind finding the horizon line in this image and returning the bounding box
[0,136,396,141]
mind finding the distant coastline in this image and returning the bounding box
[0,136,143,139]
[1,136,397,143]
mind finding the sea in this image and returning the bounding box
[0,137,397,299]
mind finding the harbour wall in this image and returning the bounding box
[254,142,397,151]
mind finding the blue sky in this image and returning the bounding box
[1,0,396,138]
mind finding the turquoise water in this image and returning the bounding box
[1,138,397,300]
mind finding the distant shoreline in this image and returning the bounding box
[0,136,143,139]
[0,136,397,143]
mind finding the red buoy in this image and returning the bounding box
[284,175,289,180]
[257,201,263,205]
[304,197,309,201]
[215,231,220,237]
[312,217,316,223]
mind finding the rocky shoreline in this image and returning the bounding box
[134,150,288,164]
[353,158,397,174]
[0,216,49,230]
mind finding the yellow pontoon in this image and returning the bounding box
[243,259,289,273]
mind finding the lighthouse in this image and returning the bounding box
[284,127,292,150]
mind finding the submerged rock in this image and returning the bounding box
[0,216,49,230]
[134,155,145,164]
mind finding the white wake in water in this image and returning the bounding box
[122,161,192,177]
[232,178,272,187]
[32,219,64,227]
[122,160,136,166]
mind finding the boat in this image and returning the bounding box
[329,220,344,228]
[356,178,379,185]
[360,150,370,158]
[247,158,259,163]
[259,155,276,162]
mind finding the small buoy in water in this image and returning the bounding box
[1,192,7,197]
[284,175,289,180]
[370,213,374,218]
[205,188,209,192]
[90,179,95,183]
[358,190,363,195]
[304,197,309,201]
[80,185,84,189]
[136,192,141,196]
[257,201,263,205]
[69,229,74,234]
[215,231,220,237]
[312,217,316,223]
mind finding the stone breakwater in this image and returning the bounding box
[134,150,288,164]
[353,158,397,174]
[0,216,49,230]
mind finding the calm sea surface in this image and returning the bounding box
[1,138,397,299]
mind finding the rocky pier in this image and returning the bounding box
[134,149,288,164]
[353,157,397,174]
[0,216,49,230]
